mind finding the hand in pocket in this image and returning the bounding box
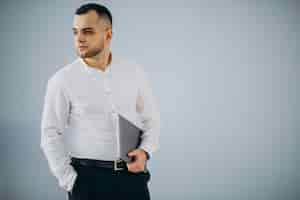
[70,173,80,196]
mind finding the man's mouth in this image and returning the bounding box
[79,46,88,50]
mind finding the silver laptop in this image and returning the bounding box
[118,114,143,162]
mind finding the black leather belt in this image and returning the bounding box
[71,157,127,171]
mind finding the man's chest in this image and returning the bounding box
[65,70,139,116]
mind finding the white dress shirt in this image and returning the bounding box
[40,54,160,192]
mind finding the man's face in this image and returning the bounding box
[72,10,112,58]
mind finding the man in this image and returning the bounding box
[40,3,160,200]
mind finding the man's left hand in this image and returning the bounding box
[126,148,148,173]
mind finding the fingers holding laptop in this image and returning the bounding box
[126,148,147,173]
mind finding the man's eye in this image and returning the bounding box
[84,31,93,34]
[73,32,77,35]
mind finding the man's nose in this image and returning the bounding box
[76,32,86,43]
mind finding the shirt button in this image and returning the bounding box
[111,110,117,115]
[111,104,117,113]
[111,111,118,119]
[111,108,116,114]
[104,85,111,94]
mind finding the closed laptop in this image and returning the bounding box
[118,114,143,162]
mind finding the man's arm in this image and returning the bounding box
[40,76,77,192]
[135,65,161,160]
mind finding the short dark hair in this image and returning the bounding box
[75,3,112,28]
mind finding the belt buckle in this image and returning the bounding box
[114,159,124,171]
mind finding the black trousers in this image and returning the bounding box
[67,160,151,200]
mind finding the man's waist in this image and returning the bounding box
[71,157,128,171]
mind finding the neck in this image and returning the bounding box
[83,50,112,72]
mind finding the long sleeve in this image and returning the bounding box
[40,76,77,192]
[135,66,161,159]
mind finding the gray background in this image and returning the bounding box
[0,0,299,199]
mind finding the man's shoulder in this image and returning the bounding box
[47,58,80,84]
[116,56,146,74]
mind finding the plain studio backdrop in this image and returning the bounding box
[0,0,299,200]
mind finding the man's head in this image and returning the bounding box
[73,3,113,58]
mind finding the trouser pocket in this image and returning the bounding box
[69,164,82,196]
[70,174,80,196]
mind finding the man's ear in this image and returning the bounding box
[106,28,112,40]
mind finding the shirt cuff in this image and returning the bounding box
[58,165,78,192]
[139,146,152,160]
[67,171,78,192]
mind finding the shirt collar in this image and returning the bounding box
[79,51,113,76]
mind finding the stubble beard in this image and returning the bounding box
[78,45,103,58]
